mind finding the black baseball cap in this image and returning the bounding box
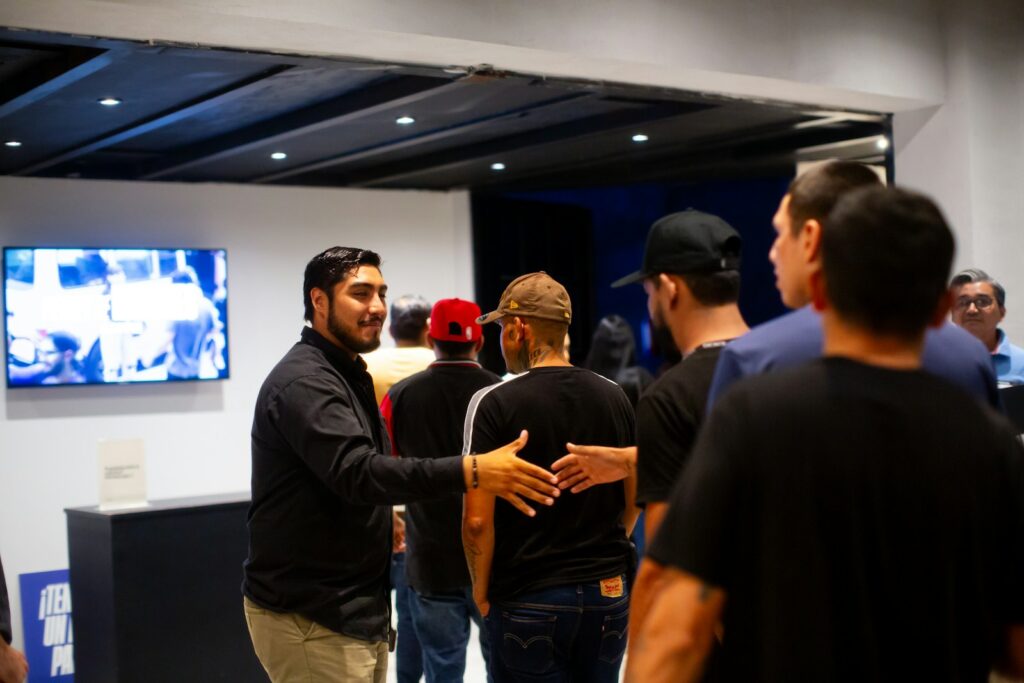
[611,209,742,287]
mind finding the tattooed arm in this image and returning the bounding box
[625,565,725,683]
[462,488,497,617]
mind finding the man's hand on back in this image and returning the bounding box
[465,430,560,517]
[552,444,636,493]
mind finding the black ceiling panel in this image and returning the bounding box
[115,65,384,152]
[0,28,888,191]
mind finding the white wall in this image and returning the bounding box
[894,0,1024,339]
[0,176,472,644]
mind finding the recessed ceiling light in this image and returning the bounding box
[98,97,122,107]
[490,162,506,171]
[270,152,288,160]
[876,137,890,150]
[632,134,649,143]
[396,116,416,125]
[4,140,22,148]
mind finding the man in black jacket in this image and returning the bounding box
[243,247,560,683]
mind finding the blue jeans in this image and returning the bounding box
[484,577,630,683]
[392,552,424,683]
[408,586,493,683]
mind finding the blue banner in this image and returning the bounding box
[18,569,74,682]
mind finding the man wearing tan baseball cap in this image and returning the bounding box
[464,271,639,682]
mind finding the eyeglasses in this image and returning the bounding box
[953,295,996,311]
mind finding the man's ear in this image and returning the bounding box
[516,316,533,344]
[801,218,824,264]
[426,336,436,350]
[657,273,679,306]
[310,287,329,319]
[809,269,828,312]
[929,289,954,329]
[474,336,485,354]
[508,316,524,341]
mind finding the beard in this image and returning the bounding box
[327,306,383,354]
[649,302,680,362]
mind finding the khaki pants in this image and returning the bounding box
[244,597,388,683]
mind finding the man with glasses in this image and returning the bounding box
[951,269,1024,385]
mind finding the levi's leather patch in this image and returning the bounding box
[599,576,623,598]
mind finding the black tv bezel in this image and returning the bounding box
[3,245,231,389]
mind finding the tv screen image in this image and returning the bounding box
[4,247,229,387]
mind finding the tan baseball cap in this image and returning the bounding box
[477,272,572,325]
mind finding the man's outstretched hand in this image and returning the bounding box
[552,444,636,493]
[466,430,559,516]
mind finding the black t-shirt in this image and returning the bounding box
[384,360,501,595]
[465,366,635,601]
[649,357,1024,682]
[636,344,723,506]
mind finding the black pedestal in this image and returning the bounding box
[66,493,266,682]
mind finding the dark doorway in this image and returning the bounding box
[471,196,595,375]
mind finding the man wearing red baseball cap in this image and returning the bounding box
[381,299,502,683]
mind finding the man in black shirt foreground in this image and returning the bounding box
[381,298,501,682]
[243,248,561,683]
[463,272,639,683]
[627,187,1024,683]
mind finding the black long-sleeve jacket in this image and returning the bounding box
[243,327,464,642]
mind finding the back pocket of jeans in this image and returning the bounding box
[500,612,556,675]
[598,609,629,664]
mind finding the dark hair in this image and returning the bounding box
[680,271,741,306]
[302,246,382,322]
[788,161,882,235]
[433,339,477,358]
[585,315,637,377]
[389,295,431,342]
[950,268,1005,308]
[822,186,954,339]
[584,315,654,407]
[49,331,80,353]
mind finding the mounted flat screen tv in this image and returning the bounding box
[4,247,229,387]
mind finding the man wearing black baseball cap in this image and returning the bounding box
[554,210,748,658]
[609,209,743,287]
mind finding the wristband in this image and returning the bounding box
[472,456,479,489]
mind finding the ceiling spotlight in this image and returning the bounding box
[876,137,890,150]
[98,97,122,107]
[490,162,506,171]
[632,134,649,143]
[270,152,288,160]
[4,140,22,148]
[396,116,416,125]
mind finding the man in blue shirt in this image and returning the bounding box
[950,268,1024,386]
[706,161,999,408]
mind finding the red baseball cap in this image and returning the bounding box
[429,298,483,342]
